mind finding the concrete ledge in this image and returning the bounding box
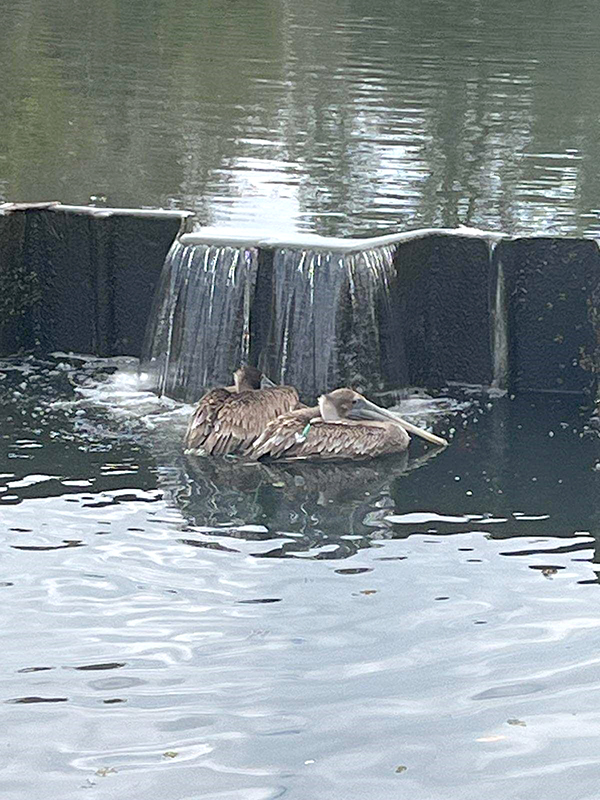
[2,205,599,399]
[181,224,506,252]
[0,201,194,220]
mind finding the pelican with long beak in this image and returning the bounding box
[184,366,300,456]
[246,387,447,462]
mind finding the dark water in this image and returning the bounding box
[2,355,600,799]
[2,0,600,236]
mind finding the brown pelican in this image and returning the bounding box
[184,366,300,456]
[246,387,448,462]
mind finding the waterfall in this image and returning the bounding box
[141,226,513,403]
[141,240,258,401]
[257,244,406,398]
[142,236,406,402]
[491,244,509,392]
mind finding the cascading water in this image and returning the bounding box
[141,239,258,401]
[141,227,520,403]
[257,244,406,398]
[142,234,409,402]
[490,241,509,392]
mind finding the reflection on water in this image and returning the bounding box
[2,0,600,236]
[180,455,416,560]
[2,356,600,798]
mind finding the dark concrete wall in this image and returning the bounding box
[394,234,495,389]
[109,215,187,355]
[498,238,600,395]
[0,211,34,353]
[0,205,186,358]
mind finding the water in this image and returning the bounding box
[2,0,600,237]
[143,240,405,402]
[3,2,600,796]
[143,241,259,400]
[2,355,600,799]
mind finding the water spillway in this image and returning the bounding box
[142,240,259,400]
[1,205,599,402]
[141,225,600,403]
[141,230,415,402]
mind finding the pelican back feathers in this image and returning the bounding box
[247,411,410,462]
[184,385,300,456]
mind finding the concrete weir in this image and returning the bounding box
[1,204,599,400]
[0,202,191,357]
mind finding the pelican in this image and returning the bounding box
[246,387,448,462]
[184,366,300,456]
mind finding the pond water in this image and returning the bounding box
[3,2,600,798]
[2,0,600,237]
[2,355,600,799]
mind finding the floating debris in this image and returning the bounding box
[95,767,118,777]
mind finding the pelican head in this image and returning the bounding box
[318,388,362,421]
[233,366,263,392]
[318,388,448,447]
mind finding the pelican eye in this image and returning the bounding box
[351,398,359,405]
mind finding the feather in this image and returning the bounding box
[184,385,300,456]
[247,415,410,462]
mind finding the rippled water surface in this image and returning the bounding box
[4,3,600,797]
[2,356,600,799]
[2,0,600,236]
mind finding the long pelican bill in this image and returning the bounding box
[348,398,448,448]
